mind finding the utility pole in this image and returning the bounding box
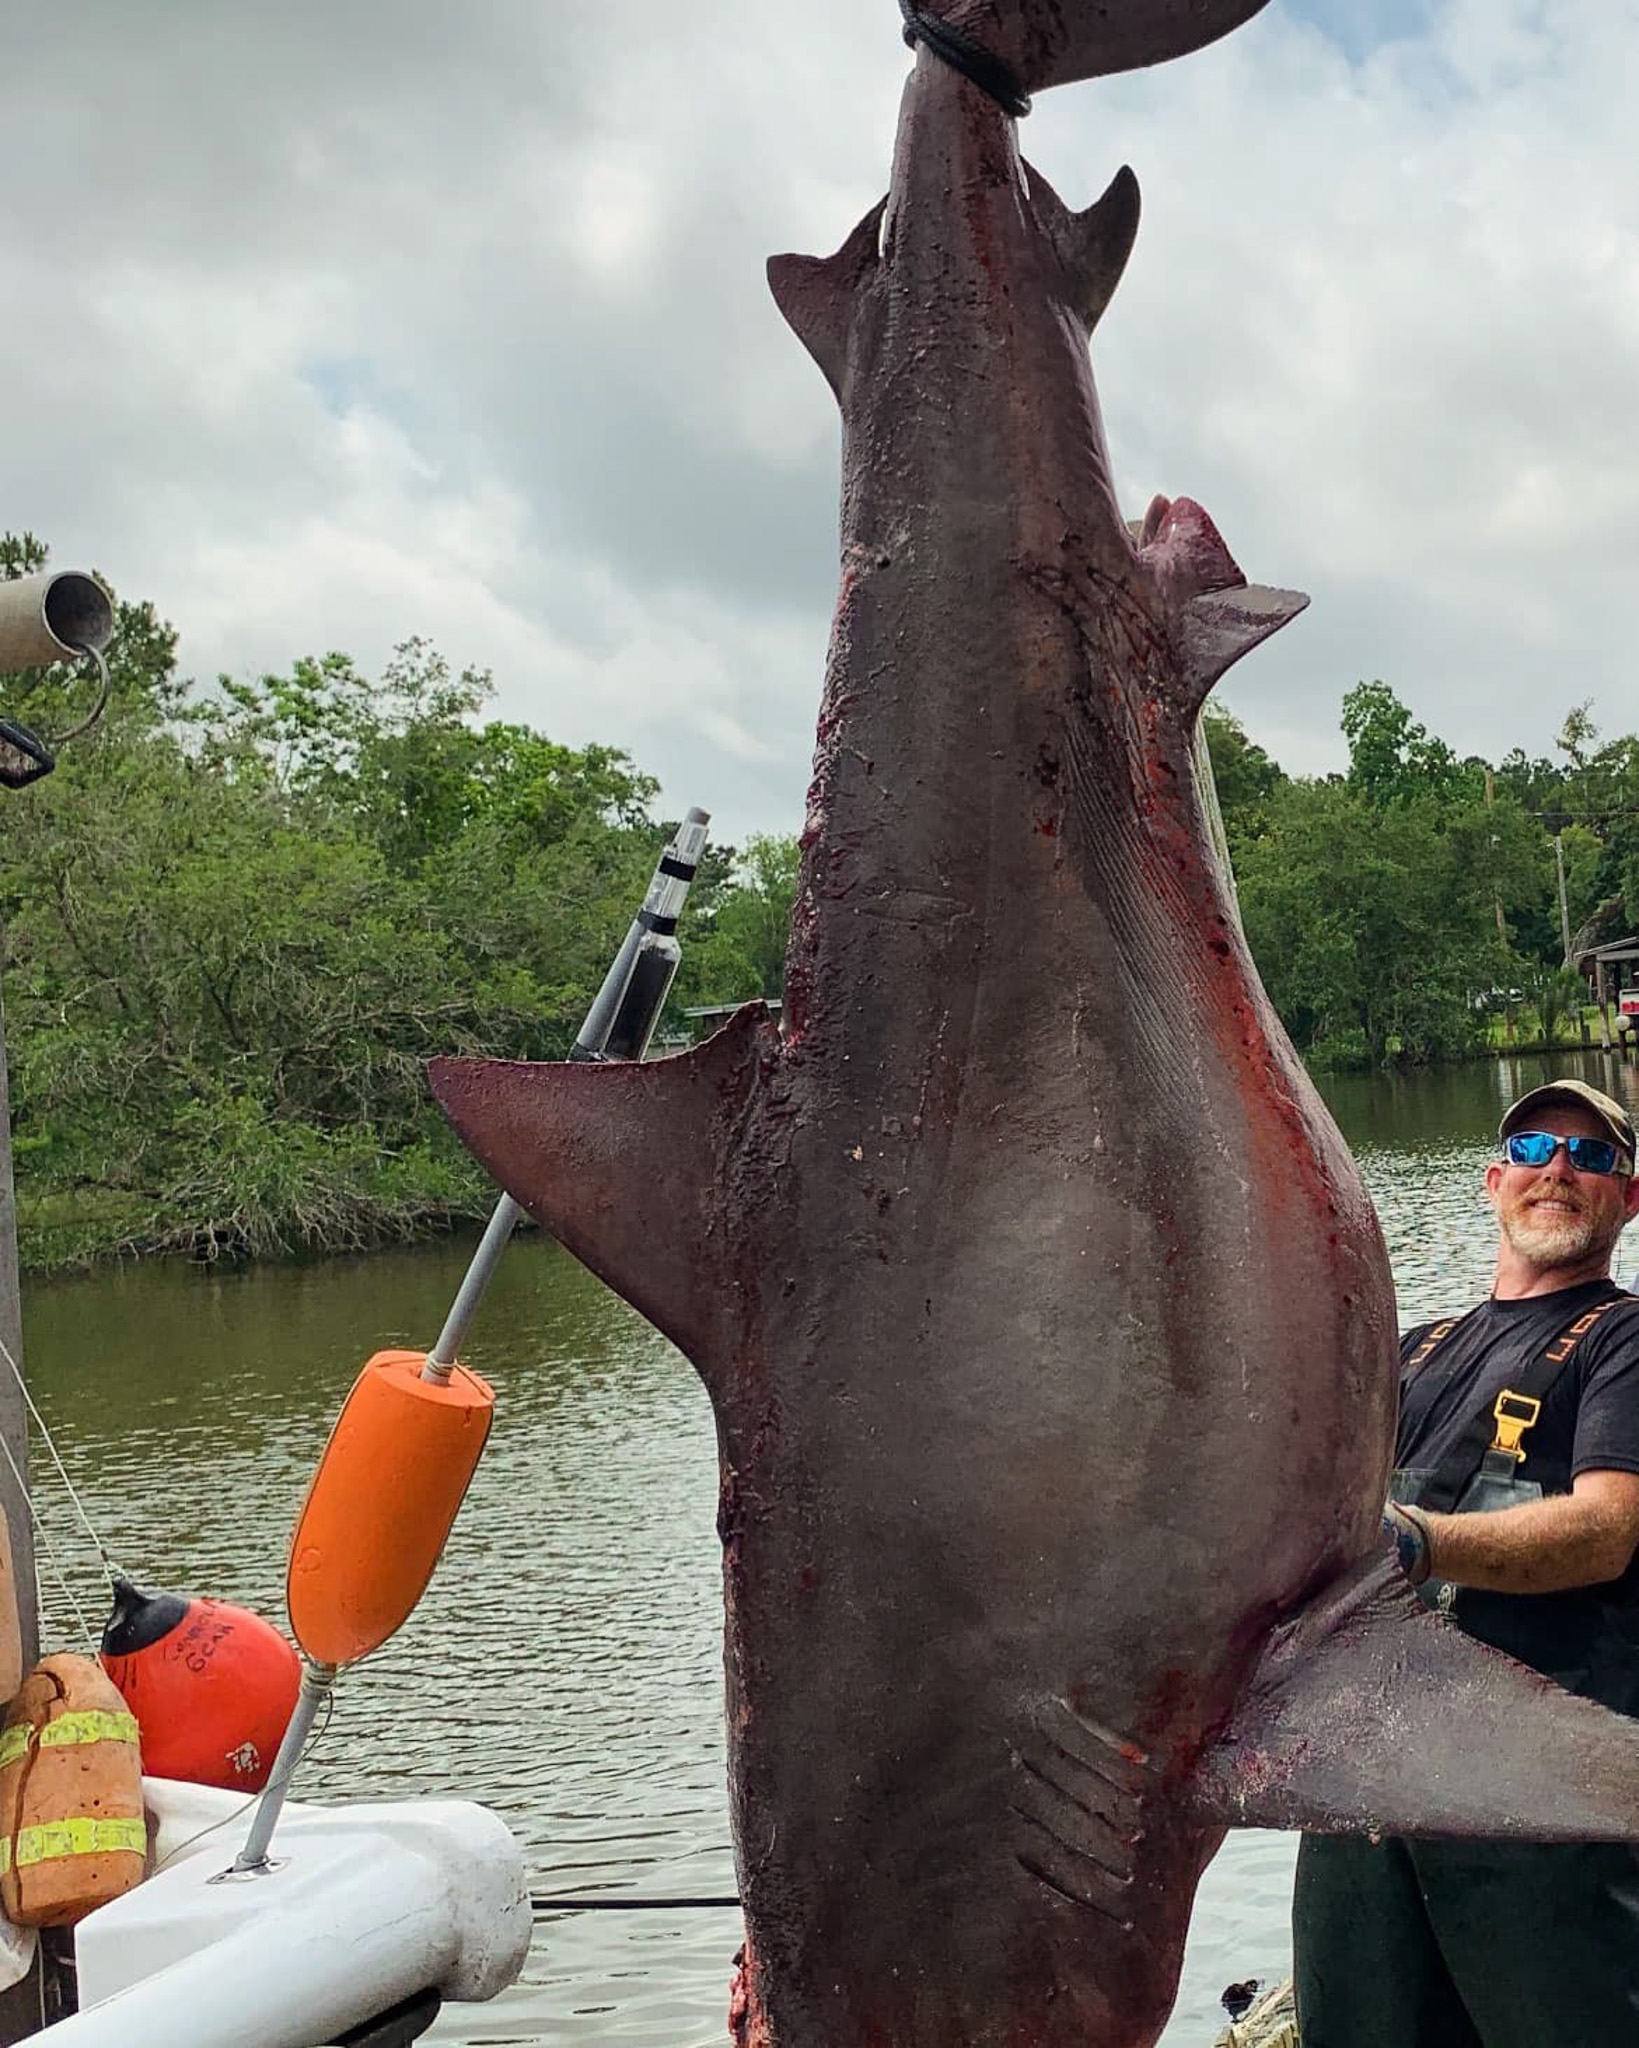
[1484,769,1512,1040]
[1554,833,1573,967]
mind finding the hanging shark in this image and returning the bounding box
[430,4,1639,2042]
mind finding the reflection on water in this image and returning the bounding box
[17,1045,1638,2044]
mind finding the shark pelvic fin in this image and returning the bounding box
[428,1003,783,1376]
[768,201,887,401]
[1028,162,1140,336]
[1138,495,1307,709]
[1177,581,1308,707]
[1194,1553,1639,1843]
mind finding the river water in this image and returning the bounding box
[18,1044,1639,2044]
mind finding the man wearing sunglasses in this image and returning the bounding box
[1296,1078,1639,2047]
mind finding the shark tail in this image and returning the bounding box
[907,0,1274,97]
[1197,1553,1639,1843]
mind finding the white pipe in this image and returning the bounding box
[49,1782,531,2048]
[44,1840,456,2046]
[0,573,114,675]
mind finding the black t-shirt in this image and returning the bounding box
[1397,1279,1639,1706]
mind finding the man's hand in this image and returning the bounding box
[1382,1501,1433,1585]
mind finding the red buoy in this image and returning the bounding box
[99,1579,300,1792]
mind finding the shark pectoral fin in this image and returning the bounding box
[427,1003,782,1378]
[1194,1554,1639,1843]
[1026,162,1140,335]
[768,200,886,401]
[1176,581,1308,708]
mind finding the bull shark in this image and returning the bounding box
[431,4,1639,2041]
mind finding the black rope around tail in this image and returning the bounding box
[898,1,1032,117]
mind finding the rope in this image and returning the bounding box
[532,1893,740,1915]
[0,1399,97,1654]
[0,1331,121,1583]
[898,1,1031,117]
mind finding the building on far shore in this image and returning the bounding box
[1573,935,1639,1049]
[680,1000,784,1047]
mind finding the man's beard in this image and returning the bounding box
[1499,1187,1622,1270]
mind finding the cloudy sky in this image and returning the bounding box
[4,0,1635,848]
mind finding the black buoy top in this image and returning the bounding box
[101,1576,191,1657]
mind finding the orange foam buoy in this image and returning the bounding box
[100,1581,300,1792]
[287,1350,494,1667]
[0,1654,145,1927]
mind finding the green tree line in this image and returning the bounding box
[6,534,1633,1268]
[0,537,795,1269]
[1208,679,1639,1070]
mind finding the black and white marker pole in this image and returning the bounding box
[419,807,711,1386]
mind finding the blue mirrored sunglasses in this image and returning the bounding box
[1504,1130,1628,1176]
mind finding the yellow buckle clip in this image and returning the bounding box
[1490,1390,1542,1463]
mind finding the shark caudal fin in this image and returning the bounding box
[906,0,1276,97]
[1195,1554,1639,1843]
[427,1004,782,1383]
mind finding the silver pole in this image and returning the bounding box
[423,1193,523,1382]
[235,810,712,1875]
[231,1660,336,1874]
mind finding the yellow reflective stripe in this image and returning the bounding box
[0,1711,140,1773]
[0,1817,145,1873]
[38,1711,139,1752]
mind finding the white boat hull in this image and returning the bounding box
[36,1777,530,2046]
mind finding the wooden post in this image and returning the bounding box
[1597,960,1614,1052]
[0,977,71,2034]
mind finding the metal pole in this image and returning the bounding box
[0,972,73,2033]
[0,581,116,2029]
[1554,834,1573,967]
[231,1661,335,1874]
[237,809,712,1877]
[422,1195,523,1382]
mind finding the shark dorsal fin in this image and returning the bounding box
[768,201,887,400]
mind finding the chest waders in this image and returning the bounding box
[1392,1297,1627,1616]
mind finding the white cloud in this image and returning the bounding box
[4,1,1639,838]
